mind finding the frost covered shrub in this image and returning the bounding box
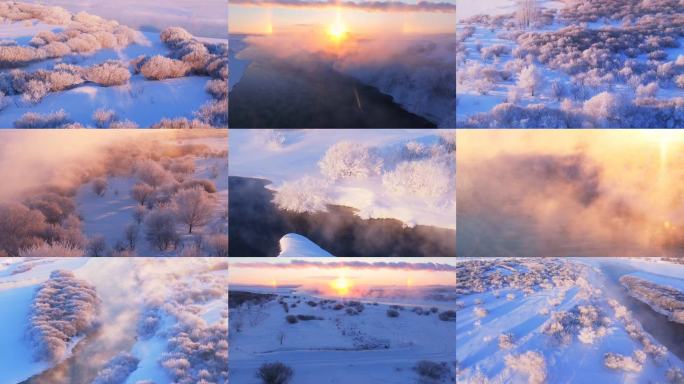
[169,157,195,175]
[140,55,190,80]
[676,75,684,89]
[136,160,172,189]
[205,78,227,99]
[18,241,84,257]
[499,333,515,349]
[636,82,658,99]
[137,307,162,339]
[181,179,217,194]
[14,109,72,128]
[382,158,454,206]
[27,270,99,363]
[92,352,139,384]
[473,306,488,318]
[0,45,42,67]
[85,61,131,86]
[66,33,101,53]
[109,119,139,128]
[145,209,179,251]
[48,68,84,91]
[92,177,108,196]
[505,351,546,384]
[22,79,49,103]
[195,98,228,127]
[174,188,214,234]
[273,176,330,213]
[256,362,293,384]
[25,192,75,224]
[620,275,684,325]
[667,368,684,384]
[286,315,298,324]
[160,27,193,48]
[92,108,117,128]
[604,352,643,373]
[319,141,382,181]
[151,118,212,129]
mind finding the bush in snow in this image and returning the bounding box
[504,351,546,384]
[256,362,293,384]
[137,307,162,339]
[25,192,75,224]
[109,119,139,129]
[205,78,227,100]
[499,333,515,349]
[195,98,228,127]
[87,235,108,257]
[272,176,330,213]
[145,209,179,251]
[93,109,117,128]
[181,179,217,194]
[130,183,154,206]
[473,306,488,318]
[0,45,42,67]
[387,309,400,318]
[439,310,456,322]
[14,109,72,128]
[382,157,454,206]
[85,61,131,86]
[27,270,99,363]
[667,368,684,384]
[169,158,196,175]
[151,118,212,129]
[92,352,139,384]
[603,352,643,373]
[160,27,194,48]
[636,82,658,99]
[319,141,382,181]
[22,79,49,104]
[414,361,451,381]
[48,67,84,91]
[18,241,84,257]
[173,188,214,234]
[140,55,190,80]
[285,315,298,324]
[676,75,684,89]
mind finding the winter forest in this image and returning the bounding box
[457,0,684,128]
[0,1,227,128]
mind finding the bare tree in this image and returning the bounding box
[92,177,108,197]
[124,224,139,250]
[174,188,214,234]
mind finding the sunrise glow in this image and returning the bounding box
[330,274,353,296]
[327,9,348,42]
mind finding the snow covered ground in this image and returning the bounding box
[0,257,228,384]
[456,0,684,127]
[0,2,227,128]
[456,257,684,384]
[229,285,456,383]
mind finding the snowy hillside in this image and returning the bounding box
[0,2,227,128]
[229,286,456,383]
[0,130,228,257]
[456,257,684,383]
[457,0,684,127]
[0,257,228,384]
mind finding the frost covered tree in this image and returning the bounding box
[318,141,383,181]
[518,65,541,96]
[273,176,330,213]
[173,188,214,234]
[124,223,139,250]
[382,158,454,206]
[517,0,538,29]
[22,79,49,104]
[145,209,179,251]
[505,351,546,384]
[14,109,71,128]
[131,183,154,206]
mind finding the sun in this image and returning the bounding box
[327,9,348,42]
[330,275,352,296]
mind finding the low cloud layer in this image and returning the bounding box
[232,259,457,271]
[231,0,456,13]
